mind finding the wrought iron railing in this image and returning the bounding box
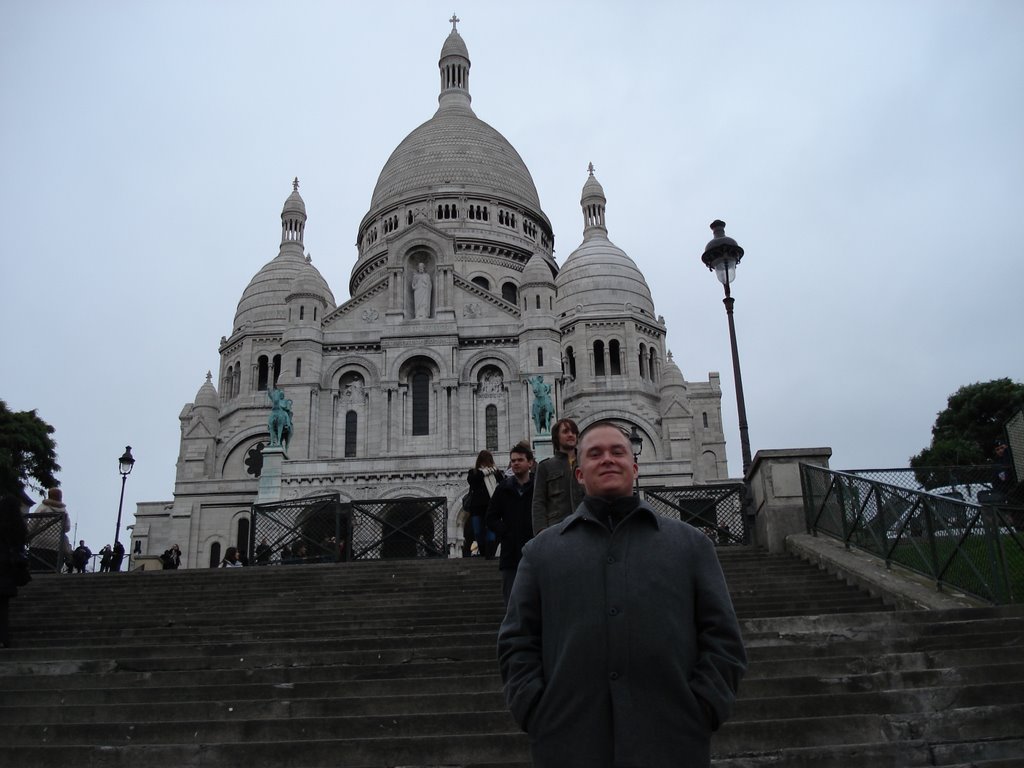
[801,464,1024,604]
[251,494,448,563]
[642,483,749,545]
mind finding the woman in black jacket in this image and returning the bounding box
[466,450,501,558]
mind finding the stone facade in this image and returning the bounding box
[132,22,729,568]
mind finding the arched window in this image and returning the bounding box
[609,340,621,375]
[299,306,304,320]
[345,410,357,457]
[537,347,544,366]
[639,343,648,380]
[208,542,221,569]
[412,368,430,436]
[702,412,709,428]
[472,276,490,291]
[502,283,518,304]
[232,363,240,397]
[566,346,576,379]
[257,356,269,391]
[593,340,606,376]
[649,348,657,383]
[485,404,498,452]
[535,295,541,309]
[236,517,250,560]
[295,357,302,377]
[272,355,282,388]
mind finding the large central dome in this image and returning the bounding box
[369,109,542,213]
[360,23,546,230]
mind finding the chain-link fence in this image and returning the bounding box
[642,484,748,545]
[801,464,1024,604]
[251,495,448,563]
[251,494,349,565]
[348,498,447,561]
[25,510,67,572]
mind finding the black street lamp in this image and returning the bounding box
[701,220,753,477]
[113,446,135,548]
[629,425,643,491]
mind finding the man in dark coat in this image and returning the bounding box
[72,540,91,573]
[485,441,535,607]
[498,421,747,768]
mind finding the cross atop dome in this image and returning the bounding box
[292,177,300,192]
[588,162,595,176]
[449,13,460,32]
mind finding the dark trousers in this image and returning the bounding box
[501,568,517,609]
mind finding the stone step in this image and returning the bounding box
[5,547,1018,767]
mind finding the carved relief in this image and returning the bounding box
[478,367,504,395]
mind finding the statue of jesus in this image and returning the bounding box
[412,262,432,319]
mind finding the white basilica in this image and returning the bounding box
[132,21,729,567]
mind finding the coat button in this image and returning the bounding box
[609,607,618,616]
[609,672,619,680]
[606,556,615,564]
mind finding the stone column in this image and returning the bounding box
[748,447,832,553]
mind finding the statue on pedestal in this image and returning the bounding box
[268,387,293,450]
[529,375,554,435]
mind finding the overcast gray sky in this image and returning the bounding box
[3,1,1022,555]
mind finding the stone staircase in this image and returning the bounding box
[2,548,1023,767]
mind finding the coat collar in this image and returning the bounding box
[560,497,662,534]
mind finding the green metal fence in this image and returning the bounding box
[800,464,1024,604]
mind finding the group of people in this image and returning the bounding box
[463,418,748,767]
[69,540,127,573]
[464,418,585,607]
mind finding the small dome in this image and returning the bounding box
[581,167,605,201]
[283,188,305,216]
[194,372,219,410]
[234,252,335,332]
[659,352,686,390]
[556,168,655,317]
[439,28,469,60]
[555,237,655,317]
[521,252,556,287]
[287,257,337,308]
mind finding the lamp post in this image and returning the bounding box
[629,425,643,492]
[701,220,752,477]
[113,446,135,548]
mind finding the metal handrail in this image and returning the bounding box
[800,463,1024,604]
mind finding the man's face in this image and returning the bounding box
[575,425,637,498]
[558,422,578,452]
[509,451,531,481]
